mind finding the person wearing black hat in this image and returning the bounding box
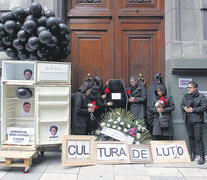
[181,81,207,165]
[149,84,175,140]
[71,81,95,135]
[146,73,164,134]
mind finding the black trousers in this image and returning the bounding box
[186,122,205,156]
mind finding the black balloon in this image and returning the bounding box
[61,47,71,58]
[29,51,39,60]
[5,48,17,58]
[46,36,57,47]
[38,30,52,44]
[46,17,59,30]
[25,15,36,21]
[18,50,29,60]
[0,23,6,37]
[60,34,70,45]
[0,12,13,23]
[28,36,40,50]
[44,10,55,18]
[37,16,47,26]
[37,47,48,58]
[25,43,34,52]
[29,2,43,17]
[25,8,31,16]
[12,7,26,22]
[59,23,70,35]
[0,39,6,51]
[2,36,13,46]
[37,26,47,35]
[16,88,33,99]
[4,20,16,34]
[23,19,37,34]
[17,30,29,42]
[13,38,24,50]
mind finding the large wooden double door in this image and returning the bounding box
[66,0,165,91]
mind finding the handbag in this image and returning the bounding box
[159,115,169,128]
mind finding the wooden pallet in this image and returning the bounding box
[0,150,37,171]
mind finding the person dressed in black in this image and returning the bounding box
[127,75,146,119]
[181,81,207,165]
[149,84,175,140]
[71,82,95,135]
[146,73,164,134]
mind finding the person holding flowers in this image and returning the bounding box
[127,75,146,119]
[71,81,95,135]
[149,84,175,140]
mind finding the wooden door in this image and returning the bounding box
[66,0,164,91]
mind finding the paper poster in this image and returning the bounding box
[22,101,33,115]
[101,126,134,144]
[7,127,30,145]
[178,78,192,88]
[48,124,59,140]
[111,93,121,100]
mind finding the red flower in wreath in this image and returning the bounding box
[160,96,166,106]
[104,88,110,94]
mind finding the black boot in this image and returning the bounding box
[198,155,205,165]
[190,152,195,161]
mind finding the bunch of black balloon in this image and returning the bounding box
[0,2,70,61]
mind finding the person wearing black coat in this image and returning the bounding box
[71,82,95,135]
[127,75,146,119]
[181,81,207,165]
[146,73,164,133]
[149,84,175,140]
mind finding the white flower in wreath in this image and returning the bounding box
[108,119,113,122]
[136,133,141,139]
[106,123,110,127]
[117,112,120,115]
[120,122,124,126]
[100,122,106,127]
[127,124,131,128]
[114,121,118,124]
[96,130,101,135]
[117,127,121,131]
[124,128,128,133]
[137,126,141,131]
[112,125,117,129]
[117,117,121,122]
[135,121,139,125]
[136,141,141,145]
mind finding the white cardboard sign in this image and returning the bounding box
[96,142,129,164]
[151,141,191,163]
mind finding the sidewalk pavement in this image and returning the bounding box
[0,146,207,180]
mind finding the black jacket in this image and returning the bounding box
[71,92,90,129]
[181,91,207,123]
[149,84,175,136]
[127,83,146,119]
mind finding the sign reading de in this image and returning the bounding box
[128,145,153,163]
[96,142,129,164]
[151,141,191,163]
